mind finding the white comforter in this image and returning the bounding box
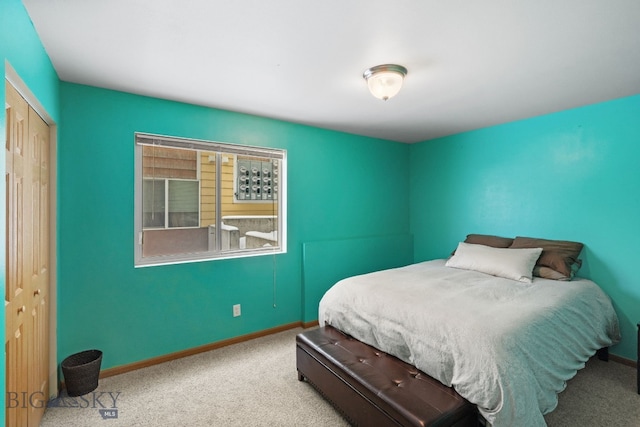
[318,259,620,427]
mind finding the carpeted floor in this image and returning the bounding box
[41,327,639,426]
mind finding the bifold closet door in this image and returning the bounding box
[5,80,50,427]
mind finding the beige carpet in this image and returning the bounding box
[41,328,639,426]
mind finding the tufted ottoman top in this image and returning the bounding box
[297,326,477,427]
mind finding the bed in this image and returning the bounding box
[318,235,621,427]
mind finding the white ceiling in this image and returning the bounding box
[22,0,640,143]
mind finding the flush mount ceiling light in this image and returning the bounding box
[362,64,408,101]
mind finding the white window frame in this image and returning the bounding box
[134,133,287,267]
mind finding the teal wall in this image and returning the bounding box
[302,234,413,322]
[58,82,411,370]
[1,0,61,419]
[410,95,640,359]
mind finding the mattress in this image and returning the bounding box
[318,259,620,427]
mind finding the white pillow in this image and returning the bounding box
[446,242,543,283]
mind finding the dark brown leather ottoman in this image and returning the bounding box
[296,326,478,427]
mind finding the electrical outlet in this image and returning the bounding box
[233,304,241,317]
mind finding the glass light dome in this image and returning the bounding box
[363,64,408,101]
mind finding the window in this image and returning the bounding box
[143,179,200,228]
[135,133,286,267]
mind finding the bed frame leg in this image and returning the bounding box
[596,347,609,361]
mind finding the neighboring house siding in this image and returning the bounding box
[142,149,278,229]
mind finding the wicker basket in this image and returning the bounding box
[61,349,103,397]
